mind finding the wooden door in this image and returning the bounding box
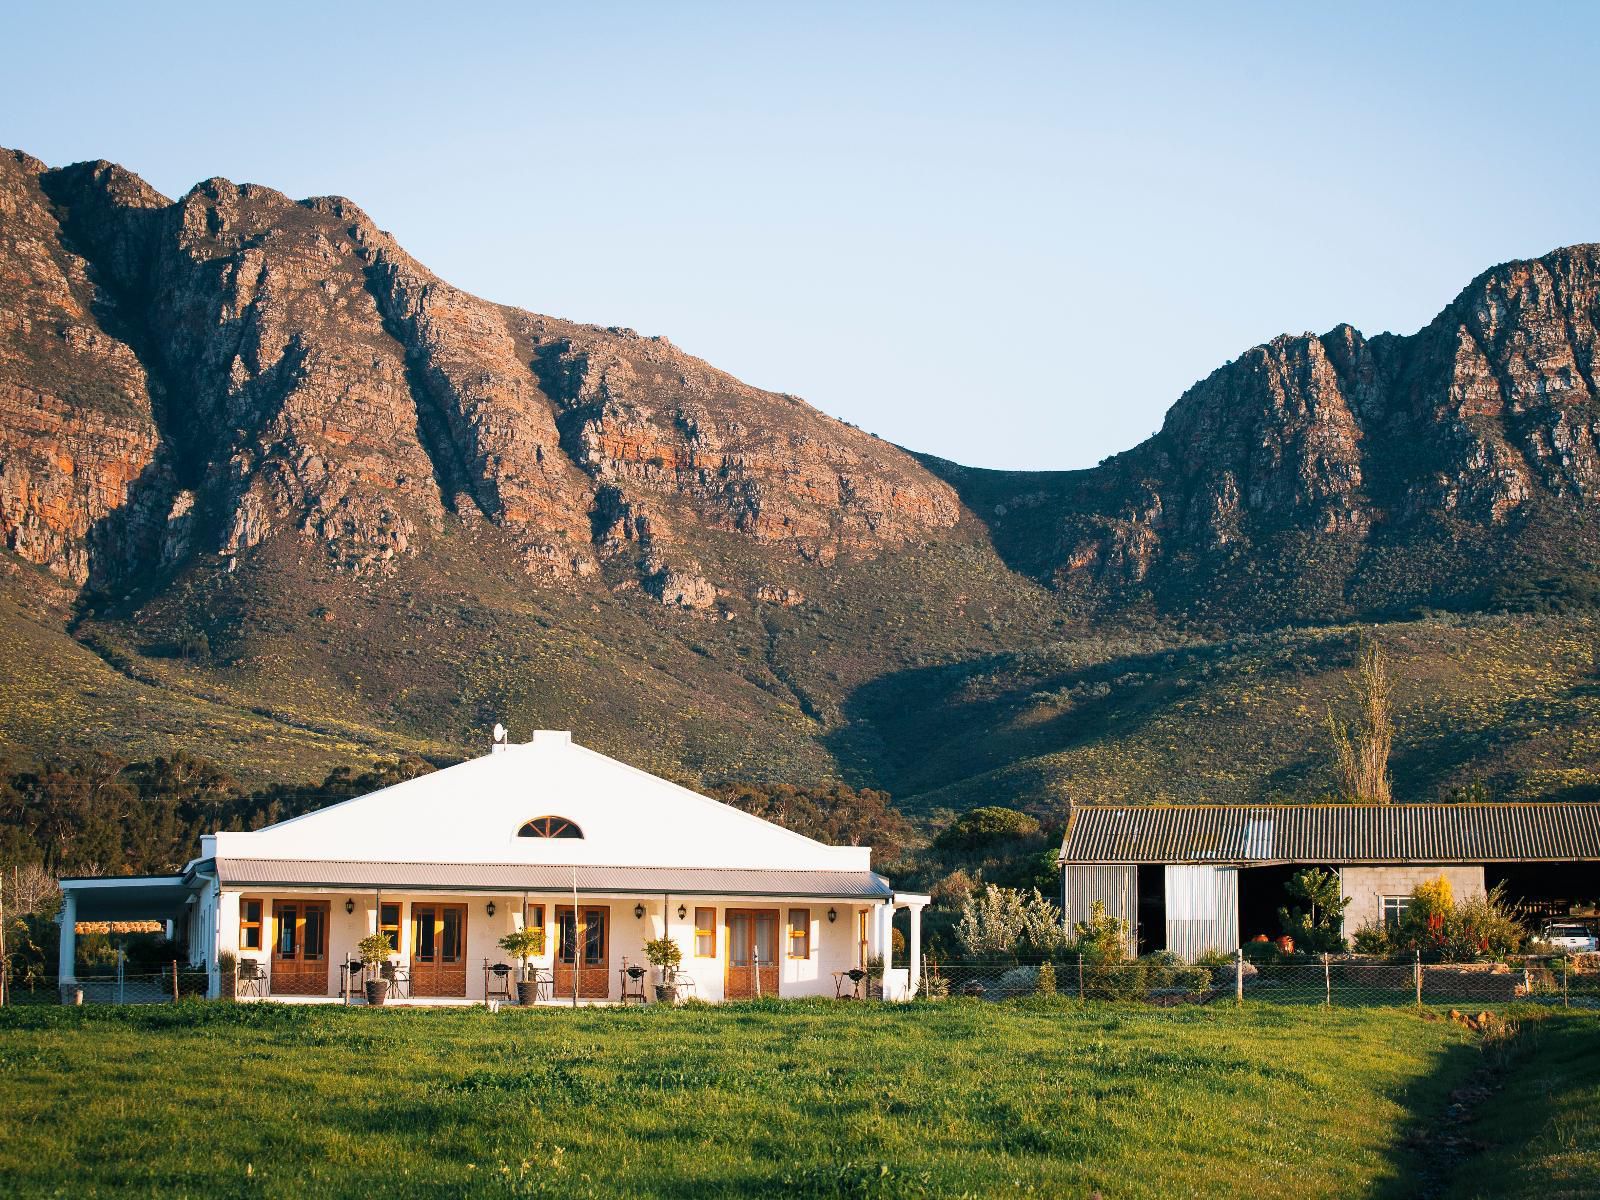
[725,909,779,999]
[553,905,609,999]
[410,903,468,997]
[270,900,330,996]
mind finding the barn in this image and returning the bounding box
[1058,802,1600,959]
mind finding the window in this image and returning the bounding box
[695,907,716,957]
[239,898,263,950]
[518,816,583,839]
[380,903,401,952]
[788,908,811,959]
[1381,896,1412,927]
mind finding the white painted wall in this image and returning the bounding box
[219,888,870,1002]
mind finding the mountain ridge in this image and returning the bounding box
[2,146,1598,812]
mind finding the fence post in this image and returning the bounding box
[1414,951,1422,1007]
[1563,957,1569,1008]
[1076,954,1084,1002]
[1323,952,1330,1008]
[1235,947,1243,1006]
[171,959,179,1003]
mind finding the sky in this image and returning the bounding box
[7,2,1599,470]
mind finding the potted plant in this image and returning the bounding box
[643,936,683,1002]
[218,950,237,1001]
[357,933,394,1006]
[498,927,546,1005]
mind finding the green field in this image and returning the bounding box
[1,1001,1592,1199]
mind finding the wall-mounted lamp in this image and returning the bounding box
[677,905,686,920]
[827,908,837,923]
[634,904,645,919]
[345,898,355,915]
[486,900,497,917]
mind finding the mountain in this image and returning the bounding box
[1,146,1598,813]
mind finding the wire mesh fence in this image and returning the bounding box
[2,963,209,1006]
[922,953,1600,1009]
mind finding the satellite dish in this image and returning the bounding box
[493,722,508,744]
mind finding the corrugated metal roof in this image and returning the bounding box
[1059,803,1600,865]
[207,859,893,898]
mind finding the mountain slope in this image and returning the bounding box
[1,146,1598,813]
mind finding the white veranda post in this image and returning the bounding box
[58,889,77,984]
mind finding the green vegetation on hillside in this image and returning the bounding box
[0,1001,1553,1199]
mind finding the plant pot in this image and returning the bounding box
[655,984,679,1003]
[364,979,389,1006]
[517,981,539,1006]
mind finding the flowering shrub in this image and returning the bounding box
[1350,877,1523,962]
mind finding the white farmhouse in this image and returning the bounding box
[59,731,928,1003]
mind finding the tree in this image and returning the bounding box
[955,884,1069,958]
[1327,639,1394,803]
[1277,868,1350,953]
[718,782,915,867]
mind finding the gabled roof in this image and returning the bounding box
[1059,803,1600,865]
[207,731,873,872]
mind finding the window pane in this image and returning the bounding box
[277,907,297,955]
[442,909,462,961]
[303,907,326,959]
[695,907,715,957]
[729,913,750,966]
[417,911,437,960]
[583,909,605,966]
[754,913,776,966]
[558,910,578,964]
[789,909,809,957]
[380,904,400,952]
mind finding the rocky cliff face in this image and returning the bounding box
[0,150,960,601]
[943,245,1600,621]
[1,146,1598,627]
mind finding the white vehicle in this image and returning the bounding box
[1538,923,1599,953]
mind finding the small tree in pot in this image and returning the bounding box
[498,927,546,1005]
[357,933,394,1006]
[643,936,684,1002]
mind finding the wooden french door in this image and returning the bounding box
[726,909,779,998]
[554,906,609,999]
[270,900,330,995]
[410,903,468,997]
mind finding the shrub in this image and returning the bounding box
[1351,923,1391,955]
[1072,900,1130,964]
[997,965,1038,998]
[1175,965,1213,994]
[1034,961,1057,996]
[1083,960,1146,1001]
[1277,868,1350,954]
[956,885,1069,957]
[934,806,1041,852]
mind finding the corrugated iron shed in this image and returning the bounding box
[1059,803,1600,865]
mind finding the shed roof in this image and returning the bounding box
[202,859,893,899]
[1059,803,1600,865]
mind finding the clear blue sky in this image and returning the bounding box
[7,3,1598,470]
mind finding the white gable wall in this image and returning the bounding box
[207,732,871,871]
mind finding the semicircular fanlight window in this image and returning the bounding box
[518,816,583,839]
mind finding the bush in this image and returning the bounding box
[1360,877,1524,962]
[1034,961,1057,996]
[1083,961,1147,1001]
[997,965,1038,998]
[1174,965,1213,994]
[934,806,1041,852]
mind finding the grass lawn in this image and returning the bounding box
[0,999,1537,1199]
[1447,1012,1600,1200]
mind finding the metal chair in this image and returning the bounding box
[524,966,552,1003]
[485,961,515,1003]
[236,958,264,998]
[384,960,411,999]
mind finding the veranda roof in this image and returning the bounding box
[199,859,894,899]
[1059,803,1600,866]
